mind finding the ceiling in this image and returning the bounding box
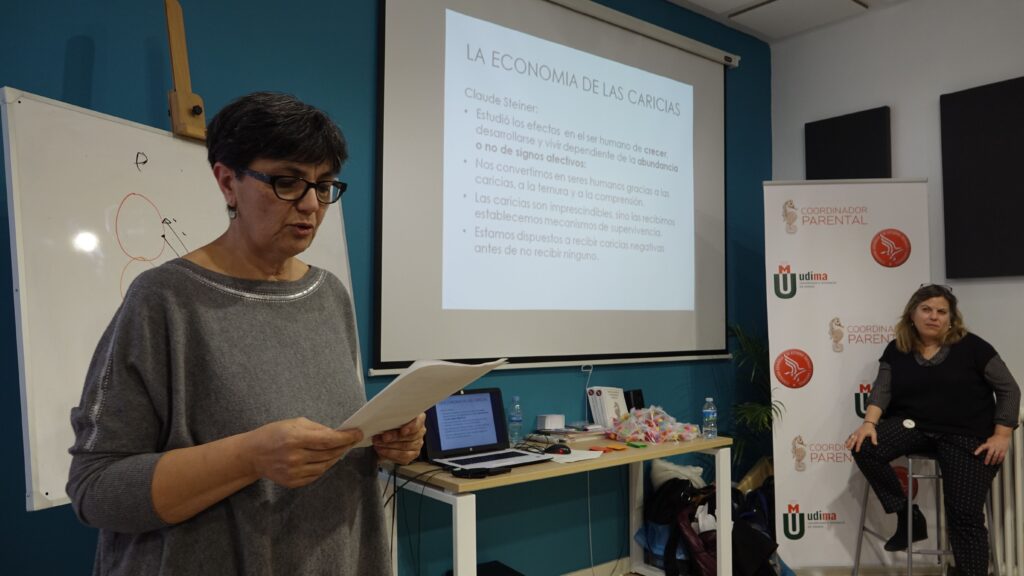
[666,0,909,42]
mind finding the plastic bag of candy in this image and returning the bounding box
[609,405,701,443]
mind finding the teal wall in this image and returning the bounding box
[0,1,770,574]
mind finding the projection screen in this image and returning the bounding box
[376,0,736,371]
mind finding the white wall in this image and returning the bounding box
[772,0,1024,381]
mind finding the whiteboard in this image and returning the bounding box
[1,88,356,510]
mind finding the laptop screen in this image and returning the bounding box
[424,388,509,459]
[436,392,499,451]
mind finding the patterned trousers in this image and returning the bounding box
[851,418,999,576]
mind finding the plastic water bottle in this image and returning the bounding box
[702,397,718,439]
[508,396,524,445]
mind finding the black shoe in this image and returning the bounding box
[884,505,928,551]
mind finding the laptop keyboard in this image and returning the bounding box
[448,451,521,466]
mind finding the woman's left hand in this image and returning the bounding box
[373,413,427,465]
[974,429,1012,466]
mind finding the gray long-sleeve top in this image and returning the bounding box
[67,259,389,576]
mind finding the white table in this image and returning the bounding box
[385,436,733,576]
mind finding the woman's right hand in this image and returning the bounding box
[846,421,878,452]
[244,417,364,488]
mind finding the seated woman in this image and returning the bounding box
[847,283,1019,576]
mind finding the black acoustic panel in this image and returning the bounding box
[940,75,1024,278]
[805,106,891,180]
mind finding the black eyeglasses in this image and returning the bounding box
[238,168,347,204]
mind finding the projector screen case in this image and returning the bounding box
[376,0,731,370]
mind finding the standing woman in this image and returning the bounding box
[67,92,425,575]
[847,284,1019,576]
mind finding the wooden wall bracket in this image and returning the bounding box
[165,0,206,140]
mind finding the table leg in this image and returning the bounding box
[452,492,478,575]
[383,470,478,576]
[713,446,732,576]
[628,462,646,571]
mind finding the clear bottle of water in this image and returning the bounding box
[508,395,524,445]
[702,397,718,439]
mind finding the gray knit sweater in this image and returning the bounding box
[67,259,389,575]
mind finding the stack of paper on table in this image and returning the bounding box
[529,428,609,445]
[551,449,604,464]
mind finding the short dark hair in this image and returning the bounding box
[206,92,348,174]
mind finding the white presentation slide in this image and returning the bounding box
[379,0,726,365]
[441,10,695,311]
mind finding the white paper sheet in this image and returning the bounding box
[341,358,507,447]
[551,449,604,464]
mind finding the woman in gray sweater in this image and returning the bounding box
[68,92,425,575]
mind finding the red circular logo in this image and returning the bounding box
[892,465,920,499]
[870,228,912,267]
[774,349,814,389]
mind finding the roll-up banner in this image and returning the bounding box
[764,180,930,569]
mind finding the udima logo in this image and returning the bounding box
[783,504,806,540]
[854,383,872,418]
[773,265,797,299]
[773,349,814,389]
[870,228,911,267]
[772,264,834,298]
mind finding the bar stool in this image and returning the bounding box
[852,453,998,575]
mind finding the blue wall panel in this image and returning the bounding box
[0,1,769,573]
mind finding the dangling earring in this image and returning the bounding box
[227,204,238,220]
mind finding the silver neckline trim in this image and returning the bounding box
[176,265,326,302]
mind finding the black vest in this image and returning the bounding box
[882,333,996,438]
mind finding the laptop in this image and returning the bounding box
[423,388,552,470]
